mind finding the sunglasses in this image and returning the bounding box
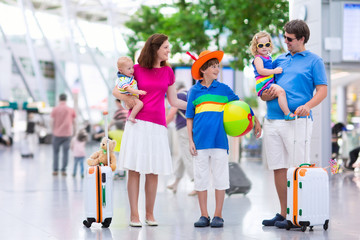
[257,42,271,48]
[284,36,297,42]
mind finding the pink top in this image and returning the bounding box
[51,102,76,137]
[132,64,175,127]
[71,138,86,157]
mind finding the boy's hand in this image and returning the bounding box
[273,67,283,74]
[253,116,262,138]
[189,141,197,156]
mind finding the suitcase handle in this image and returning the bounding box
[293,115,310,164]
[103,111,110,167]
[299,163,315,167]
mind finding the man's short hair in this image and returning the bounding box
[59,93,67,101]
[284,20,310,44]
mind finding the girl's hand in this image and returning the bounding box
[189,141,197,156]
[138,90,147,95]
[273,67,283,74]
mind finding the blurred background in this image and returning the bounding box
[0,0,359,167]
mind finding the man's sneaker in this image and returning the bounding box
[275,219,300,229]
[262,213,285,226]
[194,216,210,227]
[210,217,224,228]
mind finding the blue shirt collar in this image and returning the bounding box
[194,79,220,89]
[285,50,309,57]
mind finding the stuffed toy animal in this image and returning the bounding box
[87,137,117,171]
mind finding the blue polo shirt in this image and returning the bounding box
[186,80,239,150]
[266,50,328,119]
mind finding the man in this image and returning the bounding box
[261,20,328,228]
[51,93,76,176]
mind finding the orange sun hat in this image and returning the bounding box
[187,50,224,80]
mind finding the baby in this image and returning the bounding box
[115,56,146,123]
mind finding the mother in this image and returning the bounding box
[112,33,186,227]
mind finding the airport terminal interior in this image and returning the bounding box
[1,0,360,239]
[1,140,360,240]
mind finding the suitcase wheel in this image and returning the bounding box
[301,225,307,232]
[83,218,96,228]
[102,218,112,228]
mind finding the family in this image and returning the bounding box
[112,19,328,228]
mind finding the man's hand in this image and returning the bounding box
[295,104,311,116]
[260,89,277,101]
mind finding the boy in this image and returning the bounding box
[186,50,262,228]
[115,56,147,123]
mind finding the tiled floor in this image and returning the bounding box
[0,141,359,240]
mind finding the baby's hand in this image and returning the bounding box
[273,67,283,74]
[138,90,147,95]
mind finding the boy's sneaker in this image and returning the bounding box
[194,216,210,227]
[262,213,285,226]
[210,217,224,228]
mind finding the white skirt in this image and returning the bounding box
[118,119,173,175]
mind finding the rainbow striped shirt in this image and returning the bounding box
[252,55,275,96]
[186,80,239,150]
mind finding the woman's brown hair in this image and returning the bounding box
[138,33,169,69]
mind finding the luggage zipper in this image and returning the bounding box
[293,167,300,227]
[96,166,103,222]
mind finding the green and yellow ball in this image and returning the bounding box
[223,101,254,137]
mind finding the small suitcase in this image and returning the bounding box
[83,112,113,228]
[20,135,33,158]
[286,164,329,231]
[83,165,113,228]
[285,116,329,232]
[226,162,251,196]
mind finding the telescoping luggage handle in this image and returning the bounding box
[103,111,110,166]
[293,115,311,166]
[102,111,110,207]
